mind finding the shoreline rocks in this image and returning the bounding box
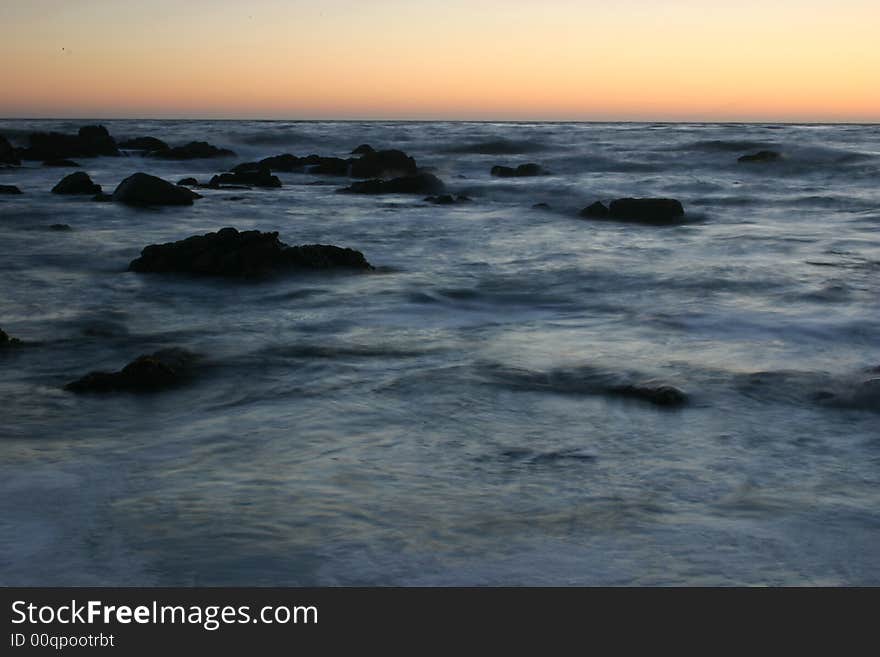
[580,198,686,225]
[150,141,235,160]
[491,163,547,177]
[64,348,198,393]
[118,136,170,153]
[338,172,446,195]
[0,328,22,348]
[350,149,417,178]
[52,172,102,195]
[112,173,201,206]
[210,165,281,188]
[19,125,119,160]
[129,227,373,277]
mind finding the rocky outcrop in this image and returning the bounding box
[351,144,374,155]
[490,163,547,177]
[738,150,781,163]
[350,149,417,178]
[0,328,22,347]
[338,172,446,195]
[118,136,170,153]
[0,136,20,165]
[52,172,102,195]
[150,141,235,160]
[579,201,609,218]
[129,227,373,277]
[259,153,305,172]
[606,198,685,225]
[0,185,22,195]
[307,156,350,176]
[64,348,198,393]
[19,125,119,160]
[112,173,201,206]
[209,166,281,188]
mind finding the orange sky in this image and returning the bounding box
[2,0,878,121]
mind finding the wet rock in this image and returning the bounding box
[0,327,22,348]
[609,382,687,407]
[491,163,547,177]
[64,348,198,393]
[112,172,200,206]
[43,158,81,167]
[350,149,417,178]
[259,153,304,172]
[177,177,199,186]
[0,136,19,165]
[339,172,446,195]
[118,136,170,153]
[0,185,22,195]
[209,166,281,188]
[351,144,375,155]
[607,198,685,225]
[52,172,102,195]
[150,141,235,160]
[19,125,119,160]
[129,227,373,277]
[579,201,609,218]
[738,150,781,163]
[307,156,351,176]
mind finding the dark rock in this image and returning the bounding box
[579,201,609,218]
[308,156,351,176]
[19,125,119,160]
[607,198,685,225]
[0,136,19,165]
[609,382,687,407]
[259,153,304,172]
[92,192,114,202]
[491,163,547,177]
[339,172,446,195]
[129,227,372,277]
[118,136,170,152]
[350,149,417,178]
[0,185,22,195]
[738,150,781,163]
[64,348,198,393]
[151,141,235,160]
[112,172,200,206]
[49,224,72,231]
[209,167,281,188]
[52,172,102,195]
[43,159,81,167]
[351,144,375,155]
[177,177,199,186]
[0,327,22,348]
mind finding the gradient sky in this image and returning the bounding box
[2,0,878,121]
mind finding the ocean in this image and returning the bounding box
[1,119,878,585]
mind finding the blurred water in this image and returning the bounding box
[1,120,878,585]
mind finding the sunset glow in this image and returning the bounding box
[3,0,879,121]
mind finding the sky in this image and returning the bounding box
[2,0,878,121]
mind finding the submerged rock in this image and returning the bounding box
[64,348,198,393]
[339,172,446,195]
[43,158,81,167]
[607,198,685,225]
[424,194,471,205]
[0,328,22,348]
[350,149,417,178]
[150,141,235,160]
[129,227,373,277]
[738,150,781,163]
[49,224,72,231]
[209,166,281,188]
[112,173,201,206]
[0,185,22,195]
[52,172,102,195]
[92,192,114,202]
[0,136,19,165]
[579,201,609,218]
[118,136,170,153]
[609,382,687,407]
[491,163,547,177]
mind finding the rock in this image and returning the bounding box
[19,125,119,160]
[209,167,281,188]
[49,224,72,231]
[259,153,304,172]
[52,172,102,195]
[43,158,81,167]
[0,136,19,165]
[129,227,373,277]
[738,150,781,163]
[351,144,375,155]
[177,177,199,186]
[607,198,685,225]
[424,194,471,205]
[579,201,609,218]
[610,382,687,407]
[0,185,22,195]
[64,348,198,393]
[112,172,200,206]
[150,141,235,160]
[491,163,547,177]
[0,327,22,348]
[339,172,446,195]
[92,192,114,202]
[307,156,351,176]
[118,136,170,152]
[350,149,417,178]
